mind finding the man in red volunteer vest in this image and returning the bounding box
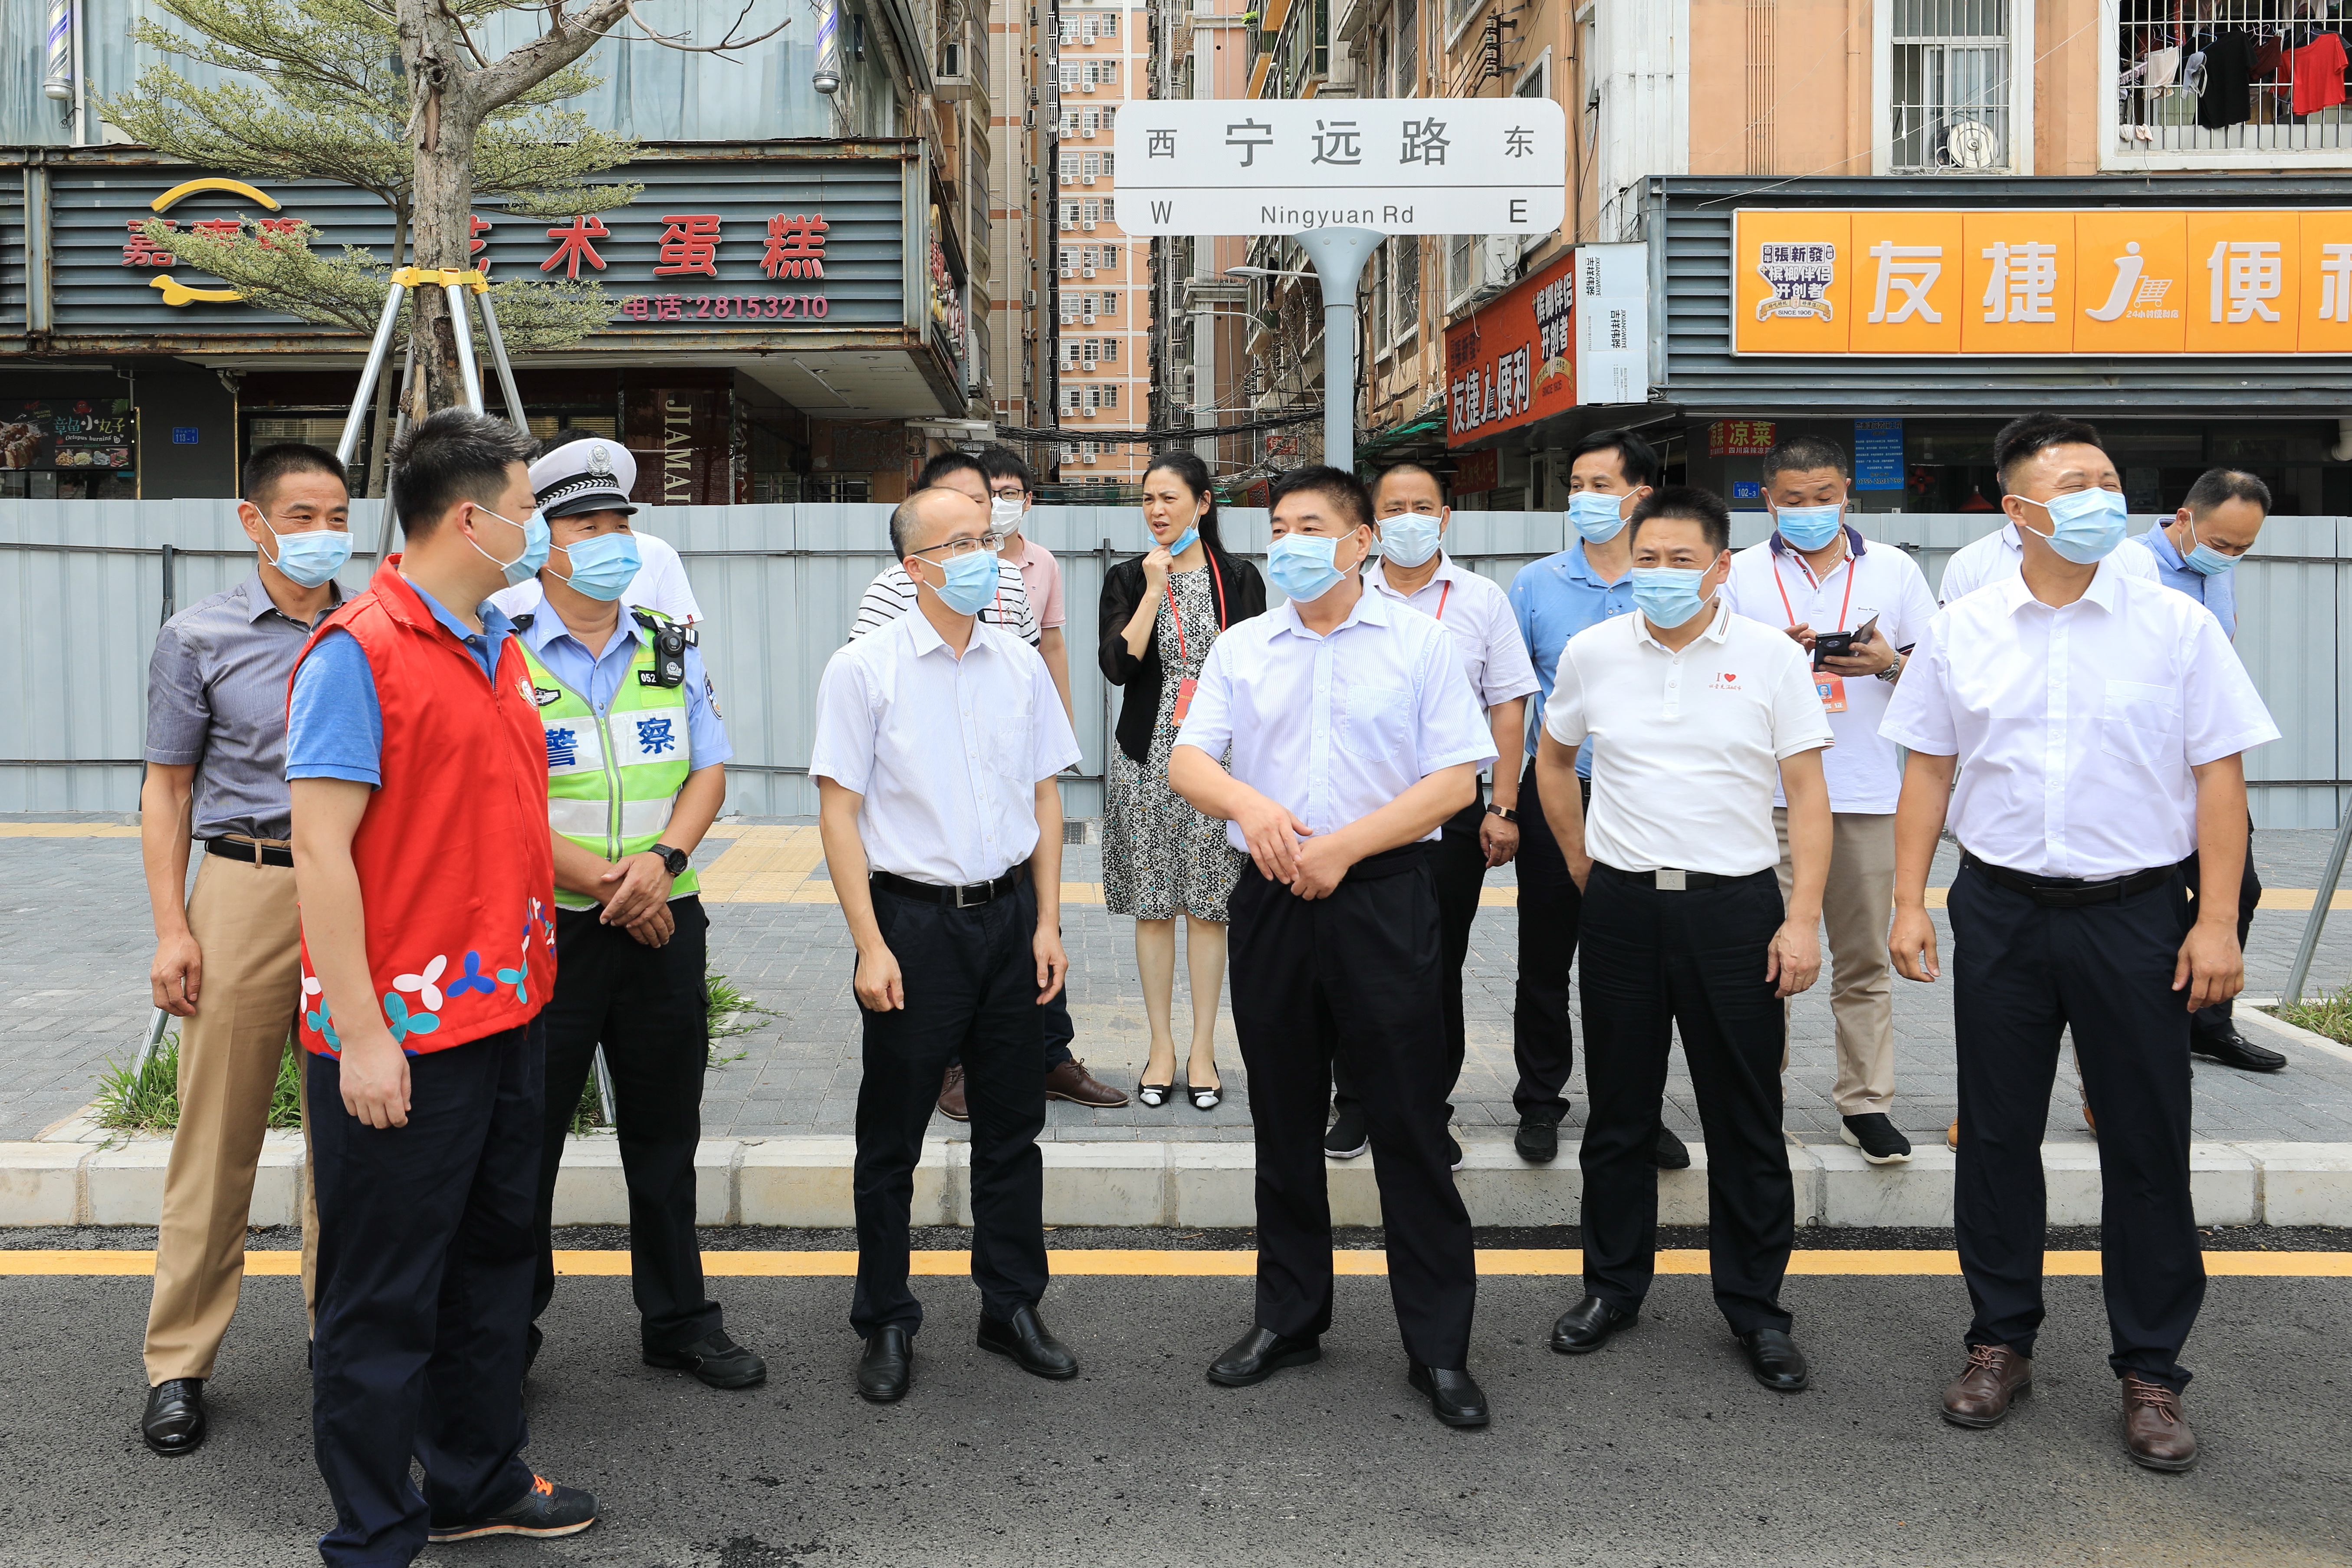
[286,409,598,1564]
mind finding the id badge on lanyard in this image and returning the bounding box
[1164,555,1227,728]
[1813,672,1848,713]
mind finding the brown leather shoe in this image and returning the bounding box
[1940,1343,2032,1428]
[1946,1120,1959,1151]
[1044,1058,1130,1108]
[936,1065,969,1122]
[2121,1376,2198,1472]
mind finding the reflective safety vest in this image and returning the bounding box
[519,612,701,911]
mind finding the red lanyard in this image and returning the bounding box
[1163,551,1229,665]
[1772,547,1855,633]
[1432,580,1453,621]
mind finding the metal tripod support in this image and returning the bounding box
[2284,802,2352,1006]
[332,266,527,467]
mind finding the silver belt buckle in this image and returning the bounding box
[1656,868,1687,891]
[953,881,982,909]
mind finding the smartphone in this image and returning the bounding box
[1812,614,1879,669]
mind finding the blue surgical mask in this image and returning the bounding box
[1773,503,1845,552]
[2010,488,2127,565]
[1267,529,1358,603]
[1569,491,1630,543]
[2182,519,2241,577]
[262,520,351,588]
[1630,566,1712,629]
[1379,513,1444,568]
[926,546,1001,615]
[550,531,641,601]
[470,503,551,587]
[1166,523,1200,557]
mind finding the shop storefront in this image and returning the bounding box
[0,142,975,502]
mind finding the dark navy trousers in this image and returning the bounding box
[307,1022,544,1566]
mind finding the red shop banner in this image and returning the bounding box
[1444,251,1577,447]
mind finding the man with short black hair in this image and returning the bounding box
[1535,484,1834,1393]
[1505,429,1687,1170]
[137,440,349,1456]
[289,409,598,1558]
[1725,435,1938,1164]
[1937,416,2156,605]
[1173,463,1496,1428]
[1886,417,2279,1472]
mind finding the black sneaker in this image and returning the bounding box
[1654,1125,1691,1170]
[1447,1134,1464,1171]
[1841,1113,1915,1165]
[1324,1106,1368,1159]
[427,1476,598,1543]
[1515,1114,1560,1164]
[643,1328,768,1389]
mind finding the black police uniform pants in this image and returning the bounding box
[1512,762,1589,1121]
[1332,792,1485,1116]
[1578,865,1794,1335]
[2190,819,2262,1041]
[530,898,722,1354]
[307,1022,542,1568]
[1231,851,1477,1369]
[853,879,1050,1339]
[1948,861,2203,1390]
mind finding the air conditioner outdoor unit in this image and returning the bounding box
[1060,266,1074,278]
[1082,220,1096,230]
[1082,173,1096,185]
[1082,452,1097,462]
[1082,80,1095,92]
[1083,125,1095,138]
[1083,313,1095,324]
[1082,266,1096,278]
[1060,219,1074,230]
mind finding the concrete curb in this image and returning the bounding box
[7,1133,2349,1229]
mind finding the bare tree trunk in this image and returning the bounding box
[397,0,479,414]
[364,206,410,496]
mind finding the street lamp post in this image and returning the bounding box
[1226,224,1383,473]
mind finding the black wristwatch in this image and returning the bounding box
[651,843,690,878]
[1485,805,1519,823]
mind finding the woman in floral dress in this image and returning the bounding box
[1098,452,1265,1108]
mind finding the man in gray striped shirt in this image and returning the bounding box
[137,441,352,1457]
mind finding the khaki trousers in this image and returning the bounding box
[1773,809,1898,1118]
[142,850,319,1385]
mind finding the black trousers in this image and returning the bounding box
[307,1023,543,1567]
[530,898,721,1354]
[1332,792,1485,1114]
[1948,860,2203,1390]
[2190,819,2261,1039]
[853,879,1049,1338]
[1512,762,1588,1119]
[1578,864,1794,1335]
[1230,852,1476,1368]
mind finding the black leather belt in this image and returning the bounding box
[1597,861,1768,891]
[1961,850,2184,909]
[871,864,1027,908]
[203,836,294,869]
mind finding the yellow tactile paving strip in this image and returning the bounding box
[0,1249,2345,1278]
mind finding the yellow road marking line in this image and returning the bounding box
[2,1249,2345,1278]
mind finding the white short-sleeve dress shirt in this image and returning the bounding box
[1880,559,2279,881]
[809,612,1081,885]
[1176,585,1496,853]
[1938,519,2155,606]
[1544,600,1835,878]
[1364,554,1542,714]
[1723,529,1940,814]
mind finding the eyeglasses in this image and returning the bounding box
[910,531,1005,561]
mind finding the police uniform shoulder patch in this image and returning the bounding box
[704,675,723,718]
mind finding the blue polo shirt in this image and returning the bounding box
[2134,523,2237,641]
[1507,540,1637,775]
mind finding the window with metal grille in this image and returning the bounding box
[1370,243,1390,346]
[2112,0,2352,161]
[1396,234,1421,332]
[1889,0,2013,173]
[1397,0,1418,93]
[1447,232,1474,303]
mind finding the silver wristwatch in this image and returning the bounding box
[1875,653,1904,684]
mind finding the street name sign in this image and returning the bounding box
[1114,99,1567,236]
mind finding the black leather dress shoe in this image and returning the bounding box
[1550,1294,1637,1354]
[857,1326,912,1403]
[1515,1114,1560,1163]
[1408,1362,1491,1428]
[1738,1328,1810,1392]
[1206,1325,1321,1387]
[645,1329,768,1390]
[977,1304,1079,1380]
[1655,1125,1692,1169]
[2191,1026,2288,1073]
[142,1377,207,1456]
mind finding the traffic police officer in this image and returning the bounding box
[2118,467,2287,1075]
[1884,414,2279,1472]
[515,435,767,1389]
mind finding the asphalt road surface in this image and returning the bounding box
[2,1233,2347,1568]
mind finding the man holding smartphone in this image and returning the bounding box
[1725,435,1938,1164]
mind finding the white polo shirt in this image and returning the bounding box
[809,611,1081,885]
[1723,527,1939,814]
[1880,559,2277,880]
[1364,554,1541,712]
[1938,519,2155,606]
[1176,584,1495,853]
[1544,600,1834,878]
